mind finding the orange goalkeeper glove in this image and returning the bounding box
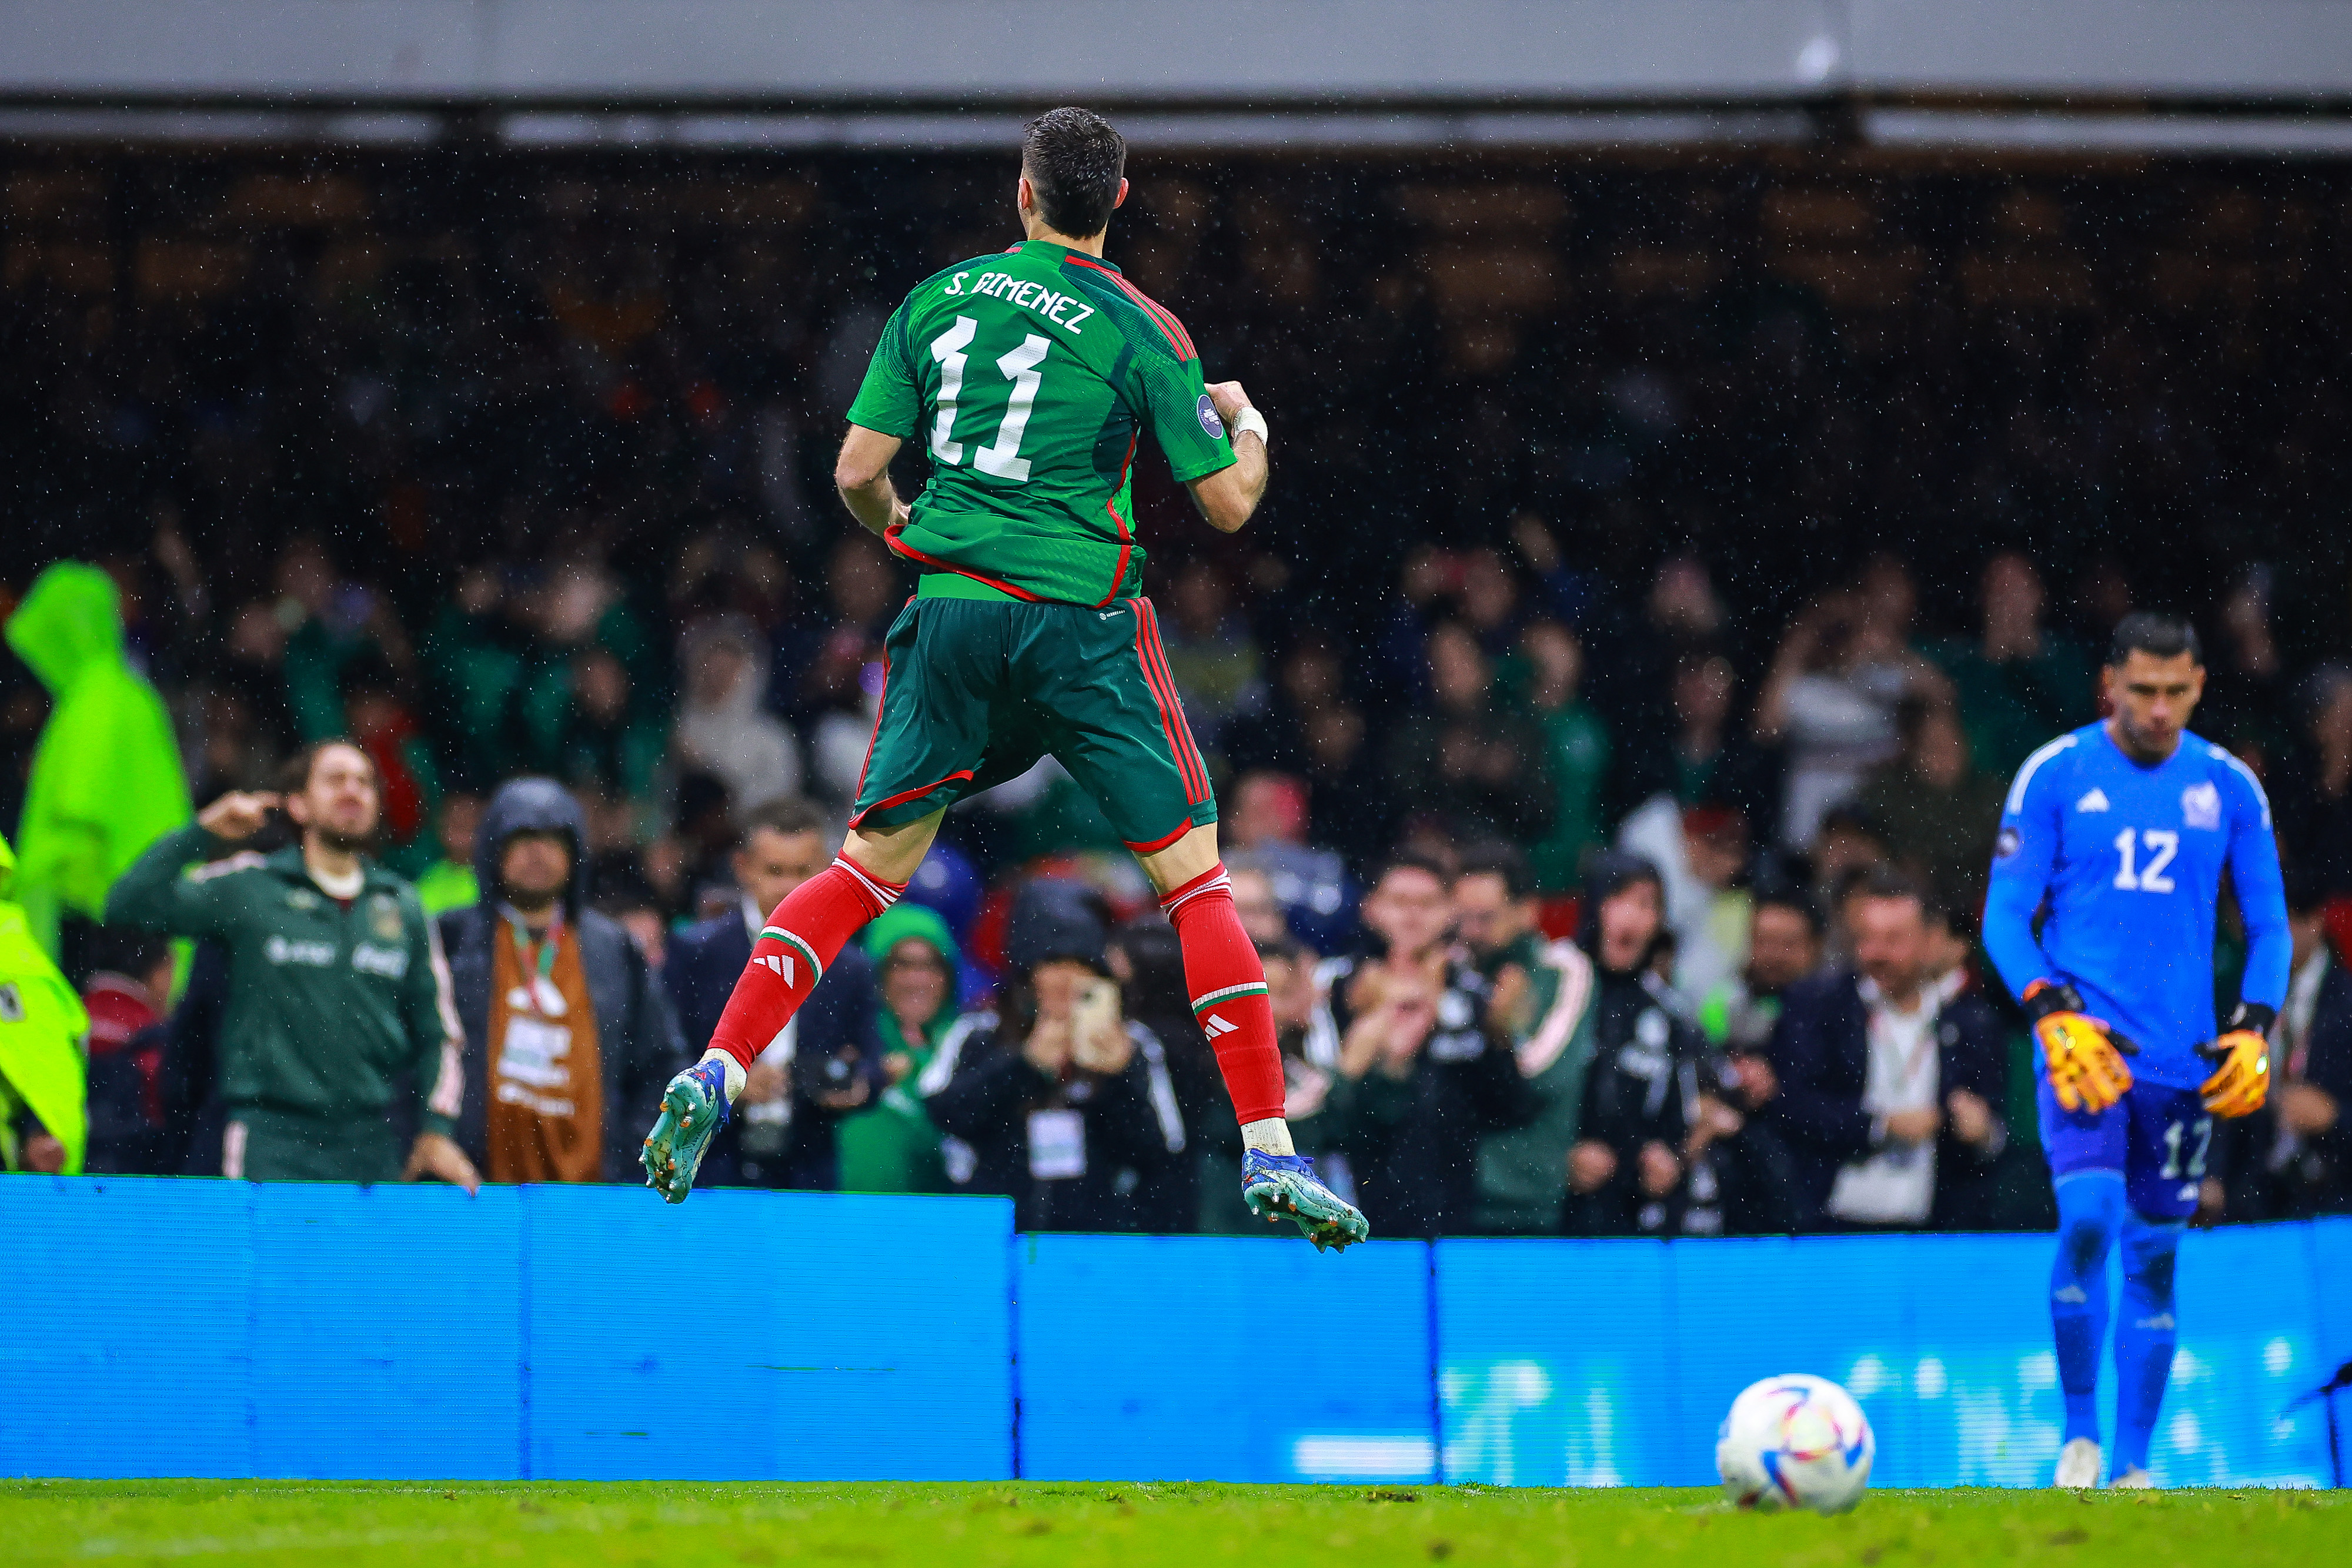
[2024,981,2137,1115]
[2197,1002,2274,1119]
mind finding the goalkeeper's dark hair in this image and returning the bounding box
[2106,611,2202,668]
[1022,108,1126,239]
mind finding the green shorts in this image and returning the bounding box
[850,576,1218,852]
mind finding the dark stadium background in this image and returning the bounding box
[6,145,2348,840]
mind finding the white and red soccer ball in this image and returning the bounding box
[1716,1373,1876,1514]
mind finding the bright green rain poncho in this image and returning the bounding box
[0,831,89,1172]
[5,562,192,957]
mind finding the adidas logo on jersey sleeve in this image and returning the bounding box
[2074,788,2110,813]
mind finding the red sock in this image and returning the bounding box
[707,857,905,1071]
[1161,864,1286,1126]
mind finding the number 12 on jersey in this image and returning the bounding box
[929,316,1051,483]
[2113,828,2178,894]
[2117,827,2183,888]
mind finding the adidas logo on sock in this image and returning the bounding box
[2136,1313,2176,1331]
[758,953,797,984]
[1204,1014,1238,1039]
[2053,1285,2089,1303]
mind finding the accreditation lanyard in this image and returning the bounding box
[504,907,568,1018]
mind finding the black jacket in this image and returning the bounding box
[438,778,689,1182]
[1568,967,1706,1236]
[1763,968,2009,1229]
[922,1014,1186,1232]
[665,907,882,1189]
[1325,953,1539,1239]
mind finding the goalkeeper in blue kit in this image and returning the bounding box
[1982,614,2287,1489]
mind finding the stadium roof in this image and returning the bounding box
[3,1,2351,149]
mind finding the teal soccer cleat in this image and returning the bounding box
[642,1056,733,1203]
[1242,1149,1371,1251]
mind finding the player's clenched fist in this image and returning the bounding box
[2198,1002,2274,1118]
[2025,980,2137,1114]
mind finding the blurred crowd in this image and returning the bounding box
[4,148,2352,1232]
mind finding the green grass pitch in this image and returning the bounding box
[5,1480,2345,1566]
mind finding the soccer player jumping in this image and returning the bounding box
[1983,614,2286,1489]
[640,108,1368,1250]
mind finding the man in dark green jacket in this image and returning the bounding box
[106,741,477,1187]
[1456,842,1599,1234]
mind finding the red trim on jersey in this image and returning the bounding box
[1124,820,1197,855]
[1093,434,1140,609]
[1063,255,1197,360]
[885,524,1045,602]
[849,768,978,828]
[1130,597,1210,803]
[1116,273,1198,359]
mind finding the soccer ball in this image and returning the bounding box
[1715,1373,1875,1514]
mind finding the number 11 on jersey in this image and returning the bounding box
[929,315,1051,484]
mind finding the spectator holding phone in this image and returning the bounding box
[921,879,1184,1231]
[105,742,477,1188]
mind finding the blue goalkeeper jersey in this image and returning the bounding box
[1982,721,2289,1089]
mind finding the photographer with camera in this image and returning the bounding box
[105,741,476,1188]
[921,878,1185,1232]
[666,797,881,1188]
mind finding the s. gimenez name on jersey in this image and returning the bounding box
[846,240,1236,609]
[1982,720,2289,1089]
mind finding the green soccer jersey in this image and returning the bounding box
[847,239,1237,607]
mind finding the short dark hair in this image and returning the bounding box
[1255,933,1306,966]
[1856,865,1926,910]
[2107,612,2202,668]
[1752,884,1825,937]
[278,740,377,795]
[741,796,828,843]
[1374,851,1456,892]
[1023,108,1126,238]
[1457,841,1535,901]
